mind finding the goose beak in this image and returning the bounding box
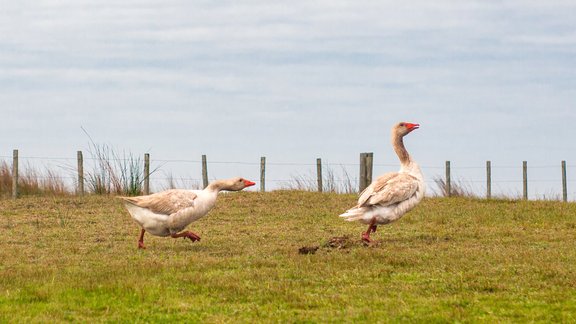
[244,180,256,187]
[406,123,420,132]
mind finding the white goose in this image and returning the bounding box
[120,177,255,249]
[340,122,425,242]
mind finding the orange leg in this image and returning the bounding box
[362,218,378,243]
[170,230,201,242]
[138,229,146,249]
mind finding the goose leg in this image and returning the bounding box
[138,229,146,249]
[171,230,201,242]
[362,218,378,243]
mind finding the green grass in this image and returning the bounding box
[1,192,575,322]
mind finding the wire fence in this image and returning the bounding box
[0,150,573,201]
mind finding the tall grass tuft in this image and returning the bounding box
[85,143,146,196]
[81,127,154,196]
[42,169,69,195]
[21,166,69,196]
[283,165,357,194]
[0,160,69,197]
[324,166,356,194]
[161,172,201,191]
[283,173,316,191]
[0,161,11,197]
[433,176,476,198]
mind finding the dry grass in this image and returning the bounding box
[0,161,10,198]
[1,141,151,198]
[0,160,70,198]
[433,176,477,197]
[283,165,356,193]
[159,172,202,191]
[1,192,575,322]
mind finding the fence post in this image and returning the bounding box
[486,160,491,199]
[562,160,567,202]
[445,161,451,197]
[202,155,208,189]
[523,161,528,200]
[366,153,373,188]
[359,153,373,192]
[359,153,366,192]
[12,149,18,199]
[317,158,323,192]
[143,153,150,195]
[77,151,84,196]
[260,157,266,192]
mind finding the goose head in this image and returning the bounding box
[393,122,420,137]
[216,177,256,191]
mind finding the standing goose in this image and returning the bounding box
[120,177,255,249]
[340,122,425,242]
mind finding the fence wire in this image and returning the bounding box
[0,153,573,200]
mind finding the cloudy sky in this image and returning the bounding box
[1,0,576,197]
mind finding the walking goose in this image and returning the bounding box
[339,122,425,242]
[120,177,255,249]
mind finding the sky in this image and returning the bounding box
[1,0,576,198]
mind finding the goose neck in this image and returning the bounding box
[392,135,411,165]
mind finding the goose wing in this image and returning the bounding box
[358,172,419,207]
[120,189,197,215]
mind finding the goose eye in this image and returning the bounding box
[399,123,405,127]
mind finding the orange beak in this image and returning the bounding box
[405,123,420,132]
[243,180,256,187]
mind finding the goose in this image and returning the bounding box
[340,122,425,243]
[119,177,255,249]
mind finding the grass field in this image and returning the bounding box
[1,192,575,322]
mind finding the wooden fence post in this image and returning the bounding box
[359,153,373,192]
[366,153,373,188]
[202,155,208,189]
[77,151,84,196]
[316,158,323,192]
[12,149,18,199]
[523,161,528,200]
[562,160,567,202]
[260,157,266,192]
[143,153,150,195]
[486,160,491,199]
[445,161,451,197]
[359,153,367,192]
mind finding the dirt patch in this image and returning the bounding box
[324,235,355,249]
[298,246,320,254]
[299,235,373,254]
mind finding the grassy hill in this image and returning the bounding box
[1,192,575,322]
